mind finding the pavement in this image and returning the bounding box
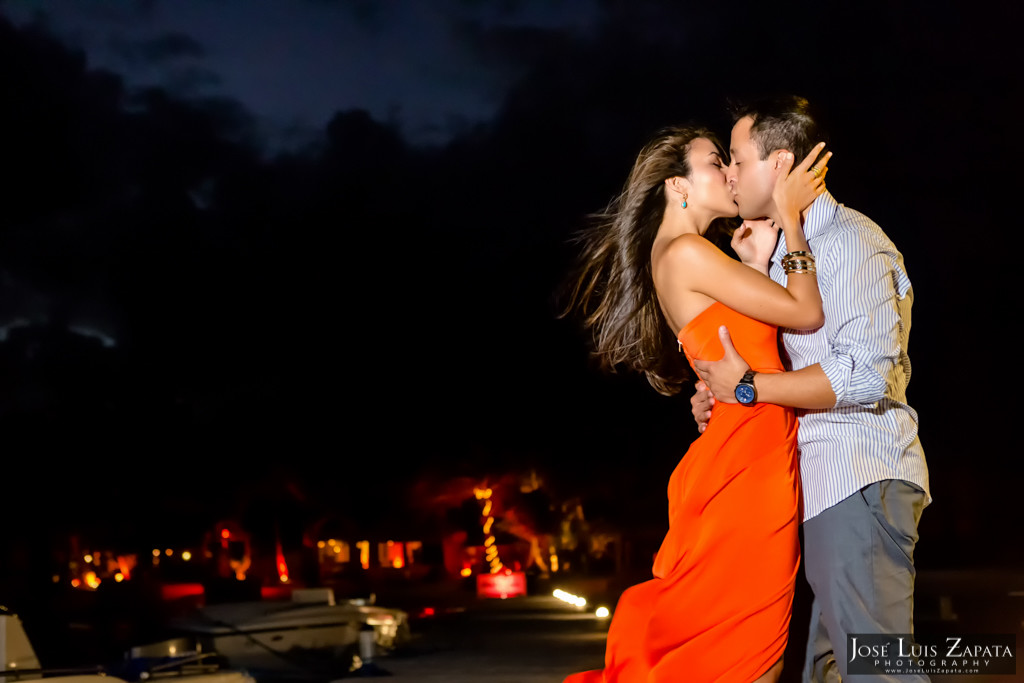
[373,594,608,682]
[347,569,1024,683]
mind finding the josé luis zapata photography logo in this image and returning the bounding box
[847,633,1016,676]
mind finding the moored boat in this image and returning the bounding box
[170,587,409,678]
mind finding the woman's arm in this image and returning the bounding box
[659,144,831,331]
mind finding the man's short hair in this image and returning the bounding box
[732,95,827,166]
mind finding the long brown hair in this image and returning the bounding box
[561,126,733,396]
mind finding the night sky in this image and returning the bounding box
[0,0,1020,570]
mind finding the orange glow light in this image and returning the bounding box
[117,555,136,580]
[275,536,290,583]
[357,540,370,570]
[221,529,231,539]
[476,571,526,599]
[460,567,473,577]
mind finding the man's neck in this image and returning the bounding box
[767,200,814,229]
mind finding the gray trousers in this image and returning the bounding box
[802,479,929,683]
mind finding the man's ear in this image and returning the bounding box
[770,149,792,171]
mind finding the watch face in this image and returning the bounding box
[735,384,756,404]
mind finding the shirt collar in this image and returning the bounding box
[802,191,838,243]
[772,191,838,264]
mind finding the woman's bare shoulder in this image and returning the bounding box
[660,233,723,266]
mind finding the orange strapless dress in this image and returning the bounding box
[566,302,801,682]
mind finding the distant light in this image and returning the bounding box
[221,529,231,539]
[460,567,472,577]
[169,645,177,656]
[114,572,124,582]
[52,575,60,583]
[181,551,192,561]
[553,588,588,608]
[71,578,81,588]
[595,606,610,618]
[317,541,326,549]
[357,540,370,570]
[152,549,161,557]
[83,554,94,563]
[84,572,101,590]
[165,549,173,556]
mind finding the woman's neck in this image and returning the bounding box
[656,202,712,242]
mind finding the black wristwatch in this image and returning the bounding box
[734,370,758,405]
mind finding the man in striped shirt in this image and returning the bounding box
[692,96,931,682]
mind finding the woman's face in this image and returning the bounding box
[683,137,738,219]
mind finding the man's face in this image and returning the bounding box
[727,116,777,219]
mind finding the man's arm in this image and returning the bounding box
[750,362,835,409]
[692,326,836,408]
[693,224,907,409]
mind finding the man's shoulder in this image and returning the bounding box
[818,201,898,253]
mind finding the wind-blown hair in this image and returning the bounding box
[561,126,731,397]
[731,95,827,168]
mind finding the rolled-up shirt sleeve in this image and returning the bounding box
[818,226,907,408]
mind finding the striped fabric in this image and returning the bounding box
[770,192,930,521]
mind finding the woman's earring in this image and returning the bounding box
[681,193,688,209]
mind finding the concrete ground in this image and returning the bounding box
[355,569,1024,683]
[377,595,608,682]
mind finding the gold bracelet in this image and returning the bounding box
[782,259,815,270]
[784,250,814,260]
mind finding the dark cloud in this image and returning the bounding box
[107,31,206,65]
[340,0,386,29]
[161,64,223,95]
[3,0,158,28]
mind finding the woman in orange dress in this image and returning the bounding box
[562,126,830,682]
